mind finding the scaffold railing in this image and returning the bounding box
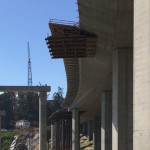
[49,19,79,27]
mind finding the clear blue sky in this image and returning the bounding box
[0,0,78,98]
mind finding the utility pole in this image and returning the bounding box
[28,42,32,86]
[0,111,6,150]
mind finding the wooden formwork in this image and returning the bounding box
[46,20,97,58]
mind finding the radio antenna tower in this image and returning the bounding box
[28,42,32,86]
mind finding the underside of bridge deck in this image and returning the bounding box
[62,0,133,123]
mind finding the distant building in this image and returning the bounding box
[15,120,30,129]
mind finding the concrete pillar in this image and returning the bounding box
[39,92,47,150]
[112,48,133,150]
[72,108,79,150]
[55,122,59,149]
[62,119,65,150]
[134,1,150,149]
[93,117,101,150]
[101,91,112,150]
[88,120,93,142]
[83,122,87,136]
[51,125,55,150]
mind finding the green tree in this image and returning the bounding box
[47,87,64,125]
[52,86,64,109]
[1,130,18,150]
[0,87,64,128]
[0,92,13,129]
[17,92,39,122]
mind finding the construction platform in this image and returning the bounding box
[45,19,97,58]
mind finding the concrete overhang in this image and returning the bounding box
[62,0,133,122]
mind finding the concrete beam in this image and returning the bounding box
[0,86,50,92]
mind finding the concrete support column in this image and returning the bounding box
[62,119,65,150]
[83,122,87,136]
[134,1,150,150]
[88,120,93,142]
[101,91,112,150]
[72,108,79,150]
[93,117,101,150]
[51,125,55,150]
[112,48,133,150]
[55,122,59,149]
[39,92,47,150]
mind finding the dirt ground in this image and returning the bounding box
[80,134,93,150]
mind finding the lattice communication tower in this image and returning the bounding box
[28,42,32,86]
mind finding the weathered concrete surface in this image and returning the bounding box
[63,0,133,123]
[134,0,150,149]
[101,91,112,150]
[112,48,133,150]
[62,0,134,148]
[69,0,117,121]
[113,0,133,47]
[62,58,79,107]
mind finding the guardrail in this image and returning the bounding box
[49,19,79,27]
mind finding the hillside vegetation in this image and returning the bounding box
[1,130,18,150]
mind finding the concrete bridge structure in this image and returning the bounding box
[0,86,50,150]
[47,0,150,150]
